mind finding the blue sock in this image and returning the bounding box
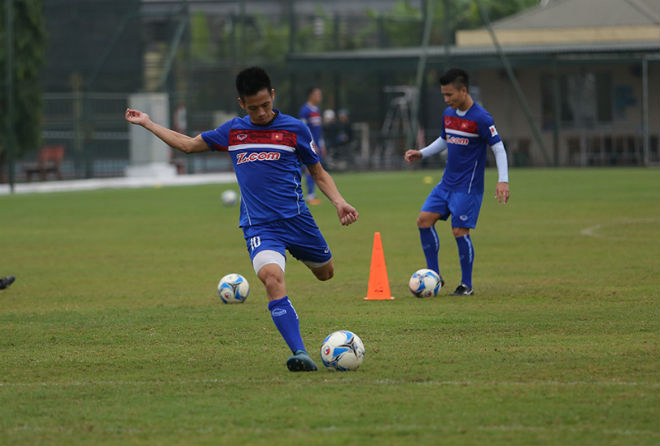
[268,296,306,354]
[419,226,440,274]
[306,172,315,197]
[455,234,474,288]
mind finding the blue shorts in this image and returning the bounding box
[243,211,332,264]
[421,184,483,229]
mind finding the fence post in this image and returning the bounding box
[5,0,15,192]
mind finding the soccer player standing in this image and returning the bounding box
[125,67,359,371]
[405,68,510,296]
[299,87,326,205]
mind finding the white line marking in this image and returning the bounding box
[580,217,659,239]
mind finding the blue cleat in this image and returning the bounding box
[286,350,318,372]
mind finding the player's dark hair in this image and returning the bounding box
[440,68,469,90]
[235,66,272,99]
[306,86,320,98]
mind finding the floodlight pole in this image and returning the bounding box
[157,11,189,91]
[442,0,451,64]
[642,56,649,166]
[5,0,15,193]
[407,0,434,150]
[475,0,552,166]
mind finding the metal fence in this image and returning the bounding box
[5,1,659,185]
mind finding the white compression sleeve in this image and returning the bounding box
[490,141,509,183]
[420,136,448,159]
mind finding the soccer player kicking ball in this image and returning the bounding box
[405,68,510,296]
[125,67,359,371]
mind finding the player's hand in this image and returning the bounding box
[125,108,150,126]
[404,149,422,163]
[337,202,359,226]
[495,182,510,204]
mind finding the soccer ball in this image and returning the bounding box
[320,330,365,371]
[408,268,442,298]
[221,189,239,206]
[217,273,250,304]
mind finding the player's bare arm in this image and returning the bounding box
[125,108,209,154]
[307,162,359,226]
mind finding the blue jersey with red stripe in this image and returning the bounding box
[440,102,501,194]
[201,111,320,227]
[299,103,324,149]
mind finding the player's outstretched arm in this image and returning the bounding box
[125,108,209,154]
[307,162,359,226]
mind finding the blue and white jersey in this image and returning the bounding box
[201,111,320,227]
[440,102,502,194]
[299,103,324,150]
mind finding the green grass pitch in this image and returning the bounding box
[0,168,658,445]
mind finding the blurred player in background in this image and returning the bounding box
[0,276,16,290]
[405,68,510,296]
[126,67,359,372]
[299,87,326,205]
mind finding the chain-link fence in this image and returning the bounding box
[5,0,659,184]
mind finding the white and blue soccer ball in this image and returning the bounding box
[320,330,365,371]
[408,268,442,298]
[217,273,250,304]
[221,189,239,206]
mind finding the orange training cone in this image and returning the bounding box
[363,232,395,300]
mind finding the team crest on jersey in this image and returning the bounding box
[489,125,498,137]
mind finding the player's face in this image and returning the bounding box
[441,84,469,110]
[238,88,276,125]
[309,88,322,105]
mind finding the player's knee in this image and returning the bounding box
[261,271,284,288]
[256,261,286,289]
[258,272,281,293]
[308,260,334,281]
[452,227,470,238]
[417,214,434,228]
[316,267,334,281]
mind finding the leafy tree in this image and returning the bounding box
[190,11,215,64]
[456,0,540,30]
[0,0,46,173]
[360,0,540,48]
